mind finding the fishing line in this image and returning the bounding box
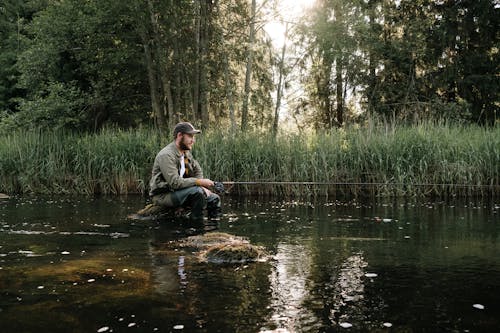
[221,181,498,189]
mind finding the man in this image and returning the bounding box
[149,122,221,220]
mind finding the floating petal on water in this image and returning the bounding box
[97,327,110,332]
[383,322,393,327]
[61,251,70,255]
[365,273,378,278]
[473,304,485,310]
[173,325,184,330]
[128,323,136,327]
[339,322,352,328]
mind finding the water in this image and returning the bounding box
[0,195,499,332]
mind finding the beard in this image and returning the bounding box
[179,136,191,151]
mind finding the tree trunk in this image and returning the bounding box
[141,33,166,129]
[320,58,332,129]
[333,1,344,127]
[224,54,236,133]
[144,0,167,129]
[367,0,377,115]
[198,0,210,127]
[335,58,344,126]
[193,0,201,123]
[241,0,256,131]
[272,22,288,137]
[163,75,174,129]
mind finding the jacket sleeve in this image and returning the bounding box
[157,152,198,190]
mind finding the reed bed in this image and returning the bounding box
[0,128,160,195]
[0,122,498,197]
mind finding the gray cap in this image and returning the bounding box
[174,122,201,137]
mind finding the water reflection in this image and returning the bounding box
[0,196,499,332]
[267,243,315,332]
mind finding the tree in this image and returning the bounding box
[298,0,364,129]
[13,0,149,131]
[429,0,499,125]
[241,0,256,131]
[0,0,48,117]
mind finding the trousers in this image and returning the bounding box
[152,186,220,219]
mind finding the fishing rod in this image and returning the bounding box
[219,181,499,189]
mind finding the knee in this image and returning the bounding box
[207,193,220,206]
[190,186,206,201]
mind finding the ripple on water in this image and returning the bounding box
[4,229,129,238]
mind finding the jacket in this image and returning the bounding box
[148,141,204,196]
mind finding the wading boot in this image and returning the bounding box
[207,193,222,220]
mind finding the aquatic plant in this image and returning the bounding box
[0,122,497,197]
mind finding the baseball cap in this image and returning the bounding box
[174,122,201,137]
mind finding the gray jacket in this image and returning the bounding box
[149,141,203,197]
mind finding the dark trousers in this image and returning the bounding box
[152,186,220,219]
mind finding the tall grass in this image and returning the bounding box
[198,122,499,197]
[0,128,161,195]
[0,122,498,197]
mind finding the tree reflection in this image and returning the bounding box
[327,252,368,326]
[266,243,317,332]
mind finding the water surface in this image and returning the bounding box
[0,195,498,332]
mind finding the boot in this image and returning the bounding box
[207,193,222,220]
[188,188,206,221]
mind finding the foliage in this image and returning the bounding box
[0,127,158,194]
[0,0,497,131]
[1,122,497,197]
[295,0,499,127]
[12,0,149,131]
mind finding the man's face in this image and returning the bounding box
[179,133,195,151]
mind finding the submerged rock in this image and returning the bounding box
[128,203,182,221]
[202,243,265,264]
[157,232,268,264]
[184,232,267,264]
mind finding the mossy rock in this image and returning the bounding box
[127,203,180,221]
[182,232,267,264]
[201,243,266,264]
[181,232,247,249]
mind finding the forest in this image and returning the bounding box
[0,0,498,197]
[0,0,498,133]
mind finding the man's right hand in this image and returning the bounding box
[196,178,214,188]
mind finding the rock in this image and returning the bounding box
[202,243,265,264]
[184,232,267,264]
[155,232,268,264]
[0,193,10,199]
[127,204,182,221]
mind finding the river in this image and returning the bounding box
[0,195,498,332]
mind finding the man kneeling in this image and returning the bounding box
[148,122,221,221]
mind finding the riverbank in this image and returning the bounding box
[0,123,498,197]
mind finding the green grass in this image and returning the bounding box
[0,122,498,197]
[0,128,160,195]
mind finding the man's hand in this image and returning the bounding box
[195,178,214,188]
[213,181,225,194]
